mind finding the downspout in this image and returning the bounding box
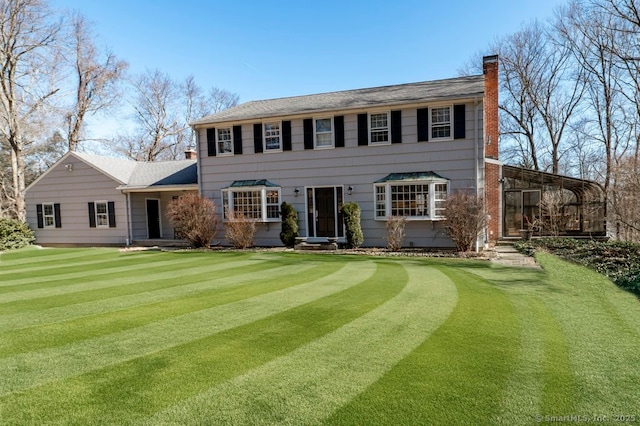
[195,127,203,196]
[474,96,481,252]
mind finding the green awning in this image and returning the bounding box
[374,171,447,183]
[226,179,279,188]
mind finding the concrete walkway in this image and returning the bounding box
[491,245,541,269]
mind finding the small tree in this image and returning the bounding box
[341,202,364,249]
[385,216,407,251]
[166,193,219,248]
[442,191,489,252]
[279,202,298,247]
[224,208,257,249]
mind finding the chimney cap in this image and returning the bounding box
[483,54,499,64]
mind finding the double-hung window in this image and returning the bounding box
[374,175,449,220]
[43,203,55,227]
[314,118,334,148]
[264,122,282,152]
[216,127,233,155]
[369,112,390,144]
[95,201,109,227]
[222,184,281,222]
[431,106,452,140]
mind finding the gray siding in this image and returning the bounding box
[25,156,128,246]
[129,191,196,239]
[198,103,486,247]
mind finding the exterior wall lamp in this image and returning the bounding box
[347,185,353,195]
[294,187,300,197]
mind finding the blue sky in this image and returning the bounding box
[50,0,567,103]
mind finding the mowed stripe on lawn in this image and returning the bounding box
[0,260,375,396]
[0,259,405,425]
[0,262,331,357]
[140,263,458,425]
[0,257,313,330]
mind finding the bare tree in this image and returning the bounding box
[0,0,61,220]
[65,13,127,151]
[117,71,238,161]
[442,191,489,252]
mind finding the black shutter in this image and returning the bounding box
[54,203,61,228]
[207,128,216,156]
[334,116,345,148]
[108,202,116,228]
[357,113,368,146]
[36,204,44,228]
[303,118,313,150]
[417,108,429,142]
[282,120,292,151]
[391,110,402,144]
[233,125,242,154]
[88,202,96,228]
[454,104,466,139]
[253,123,263,153]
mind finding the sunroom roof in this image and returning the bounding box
[374,171,447,183]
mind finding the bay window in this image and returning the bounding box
[222,182,281,222]
[374,173,449,220]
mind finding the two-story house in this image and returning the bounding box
[190,56,501,248]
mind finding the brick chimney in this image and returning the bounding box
[185,149,197,160]
[483,55,499,159]
[482,55,500,243]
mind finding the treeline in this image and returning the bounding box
[465,0,640,241]
[0,0,238,221]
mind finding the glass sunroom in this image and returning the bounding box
[502,165,606,238]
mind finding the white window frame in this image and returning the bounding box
[95,200,109,227]
[369,111,391,145]
[216,127,234,156]
[430,105,453,141]
[373,181,449,221]
[221,187,281,222]
[263,121,282,152]
[314,117,334,149]
[43,202,55,228]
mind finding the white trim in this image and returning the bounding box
[215,126,234,156]
[94,200,109,228]
[313,116,335,149]
[373,180,449,221]
[221,186,282,223]
[42,202,55,228]
[118,184,198,193]
[429,105,453,141]
[304,185,344,238]
[263,121,283,153]
[368,111,391,145]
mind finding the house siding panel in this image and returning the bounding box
[25,158,128,246]
[197,103,482,247]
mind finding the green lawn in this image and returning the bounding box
[0,248,638,425]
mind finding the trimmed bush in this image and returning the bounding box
[515,238,640,295]
[341,202,363,249]
[442,191,488,252]
[0,218,35,251]
[279,202,298,247]
[224,208,257,249]
[166,194,219,248]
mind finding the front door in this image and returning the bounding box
[306,187,344,238]
[146,199,161,239]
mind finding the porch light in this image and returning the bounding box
[294,187,300,197]
[347,186,353,195]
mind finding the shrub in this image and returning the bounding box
[385,216,407,251]
[341,202,363,249]
[514,238,640,296]
[224,208,257,249]
[166,193,219,248]
[279,202,298,247]
[442,191,488,252]
[0,218,35,251]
